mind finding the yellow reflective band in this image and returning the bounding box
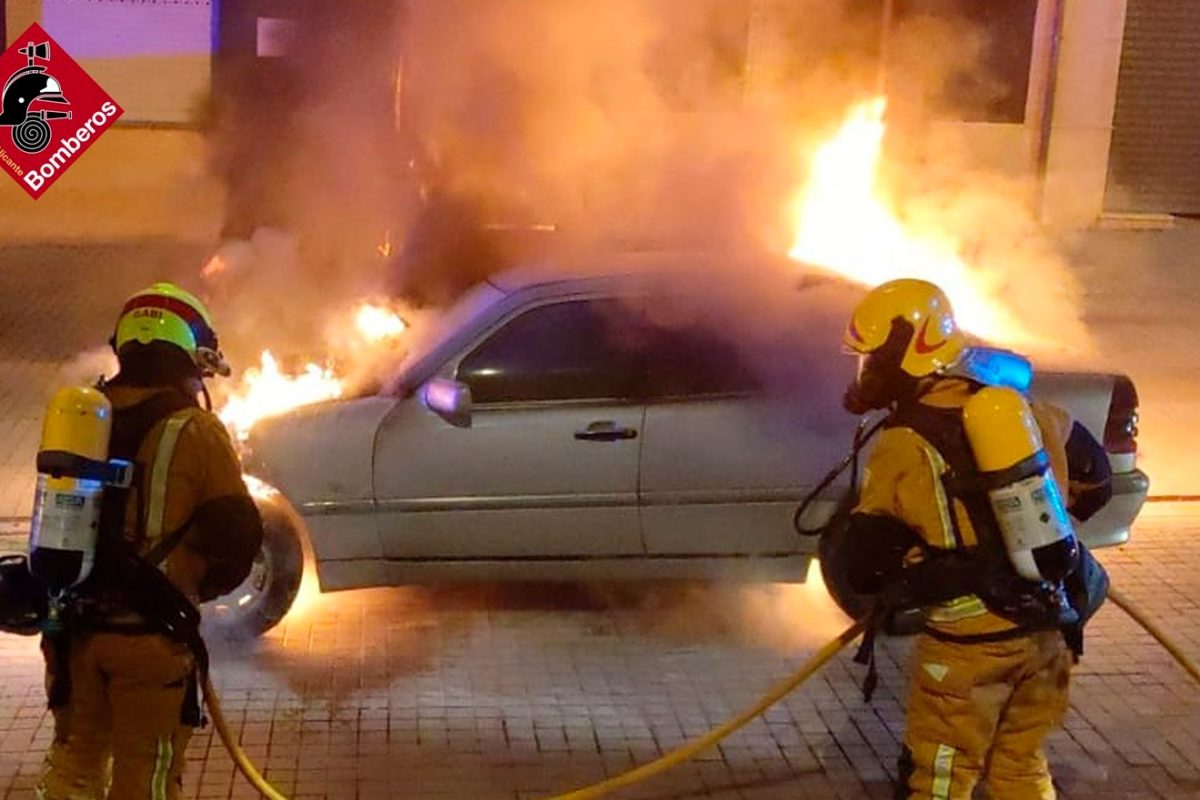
[151,735,173,800]
[932,743,955,799]
[921,442,957,549]
[927,594,989,622]
[145,413,191,550]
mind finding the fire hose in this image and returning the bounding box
[201,619,866,800]
[203,586,1200,799]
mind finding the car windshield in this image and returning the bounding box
[382,281,507,395]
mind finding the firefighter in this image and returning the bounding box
[36,282,263,800]
[838,279,1110,800]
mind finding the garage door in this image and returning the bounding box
[1105,0,1200,214]
[41,0,212,124]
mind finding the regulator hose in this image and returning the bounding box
[793,417,885,537]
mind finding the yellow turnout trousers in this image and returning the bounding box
[38,632,194,800]
[900,629,1072,800]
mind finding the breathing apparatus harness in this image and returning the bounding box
[794,364,1108,701]
[24,384,212,724]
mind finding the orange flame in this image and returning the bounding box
[212,301,411,442]
[217,351,343,441]
[788,97,1027,346]
[354,302,407,343]
[200,253,228,280]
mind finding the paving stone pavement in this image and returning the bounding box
[0,239,1199,799]
[0,508,1198,799]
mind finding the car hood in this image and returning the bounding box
[242,396,396,508]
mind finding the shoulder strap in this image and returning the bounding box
[141,409,198,550]
[887,393,1010,554]
[96,390,200,567]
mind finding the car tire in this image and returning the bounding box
[201,499,305,640]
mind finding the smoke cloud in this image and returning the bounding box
[202,0,1091,373]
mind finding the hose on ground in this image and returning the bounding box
[204,585,1200,799]
[203,672,290,800]
[201,620,866,800]
[1108,586,1200,686]
[545,619,867,799]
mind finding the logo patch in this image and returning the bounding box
[923,662,950,682]
[0,23,123,198]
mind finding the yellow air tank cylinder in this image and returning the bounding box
[962,386,1079,583]
[28,387,114,595]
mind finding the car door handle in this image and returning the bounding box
[574,421,638,442]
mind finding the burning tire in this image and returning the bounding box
[202,497,304,640]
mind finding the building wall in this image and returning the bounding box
[1040,0,1130,227]
[2,0,1133,238]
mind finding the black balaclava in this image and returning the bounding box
[843,317,921,414]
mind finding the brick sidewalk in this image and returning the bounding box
[1,238,1199,798]
[1,507,1199,799]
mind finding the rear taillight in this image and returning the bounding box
[1103,374,1139,454]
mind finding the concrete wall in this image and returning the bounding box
[3,0,1132,238]
[1040,0,1130,227]
[0,126,223,241]
[2,0,224,241]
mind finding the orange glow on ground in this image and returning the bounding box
[281,557,323,624]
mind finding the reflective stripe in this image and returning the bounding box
[144,413,191,549]
[151,735,174,800]
[931,743,955,799]
[921,442,957,549]
[928,594,990,622]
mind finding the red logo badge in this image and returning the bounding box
[0,23,123,199]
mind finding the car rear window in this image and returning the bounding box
[638,324,760,399]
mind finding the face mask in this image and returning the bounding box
[843,317,916,414]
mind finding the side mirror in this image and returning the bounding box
[422,378,473,428]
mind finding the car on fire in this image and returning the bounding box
[208,252,1150,637]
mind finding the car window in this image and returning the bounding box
[458,300,640,404]
[639,323,760,399]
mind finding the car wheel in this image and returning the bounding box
[202,500,304,640]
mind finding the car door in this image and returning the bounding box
[372,296,646,560]
[637,319,857,557]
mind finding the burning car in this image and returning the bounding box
[206,252,1149,638]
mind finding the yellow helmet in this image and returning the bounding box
[112,282,230,377]
[843,278,966,378]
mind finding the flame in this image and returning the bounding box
[218,351,343,441]
[201,253,228,280]
[209,300,410,443]
[241,473,279,501]
[354,302,407,343]
[280,558,323,624]
[788,97,1027,346]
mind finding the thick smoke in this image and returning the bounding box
[194,0,1108,647]
[204,0,1091,370]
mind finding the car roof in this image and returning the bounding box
[484,249,821,295]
